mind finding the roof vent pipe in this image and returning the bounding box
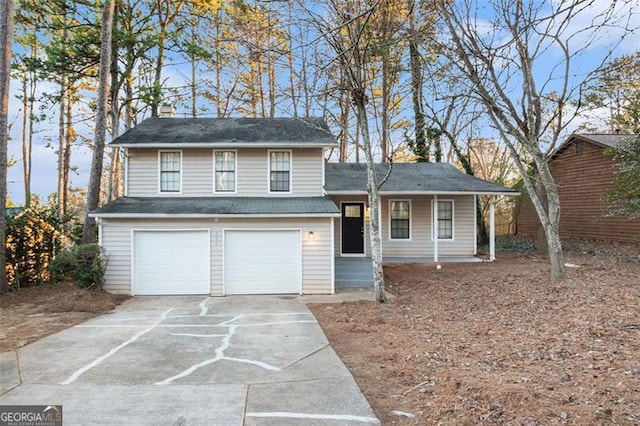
[159,104,175,118]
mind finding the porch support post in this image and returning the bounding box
[377,195,382,260]
[433,194,439,263]
[489,195,496,261]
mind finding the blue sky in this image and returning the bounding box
[6,0,640,205]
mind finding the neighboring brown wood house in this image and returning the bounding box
[516,133,640,244]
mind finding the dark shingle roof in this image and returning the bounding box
[324,162,517,194]
[91,196,340,217]
[110,117,337,147]
[551,133,636,159]
[571,133,635,149]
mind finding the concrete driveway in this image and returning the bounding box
[0,296,379,425]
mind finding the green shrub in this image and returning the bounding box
[49,244,106,289]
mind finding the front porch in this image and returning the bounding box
[335,256,484,288]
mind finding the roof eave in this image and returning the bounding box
[325,190,519,196]
[90,212,341,219]
[111,142,338,148]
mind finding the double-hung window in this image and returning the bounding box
[159,151,181,193]
[390,200,410,239]
[269,151,291,192]
[214,151,236,192]
[435,200,454,240]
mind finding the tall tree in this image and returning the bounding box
[82,0,116,243]
[307,0,387,302]
[435,0,634,279]
[0,0,15,294]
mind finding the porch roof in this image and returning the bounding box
[90,196,340,218]
[324,162,518,195]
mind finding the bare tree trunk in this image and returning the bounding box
[83,0,116,244]
[409,40,427,162]
[286,8,298,118]
[58,81,66,218]
[380,58,390,162]
[107,10,121,203]
[21,71,30,206]
[61,96,74,218]
[268,55,276,118]
[339,79,350,162]
[0,0,14,294]
[357,100,386,303]
[312,0,386,302]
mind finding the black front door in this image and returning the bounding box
[341,203,365,254]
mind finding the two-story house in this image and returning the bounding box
[91,117,516,296]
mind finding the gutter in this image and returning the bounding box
[89,212,342,219]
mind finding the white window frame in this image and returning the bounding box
[267,149,292,194]
[213,149,238,194]
[431,199,455,241]
[157,150,183,194]
[389,199,412,241]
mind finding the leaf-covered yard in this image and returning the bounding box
[0,283,128,353]
[309,246,640,425]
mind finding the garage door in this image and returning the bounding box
[224,230,301,295]
[133,230,210,295]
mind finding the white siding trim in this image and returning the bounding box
[213,149,238,194]
[327,190,519,196]
[123,148,129,197]
[91,213,340,219]
[157,150,183,195]
[330,216,335,294]
[473,195,478,255]
[115,142,336,148]
[267,149,293,195]
[388,199,412,241]
[97,218,103,246]
[431,199,455,241]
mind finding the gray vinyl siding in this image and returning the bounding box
[330,194,476,258]
[100,217,333,296]
[126,147,323,197]
[380,195,475,257]
[126,148,157,196]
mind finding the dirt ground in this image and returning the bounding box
[0,283,129,353]
[309,244,640,425]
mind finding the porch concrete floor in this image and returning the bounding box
[335,256,484,288]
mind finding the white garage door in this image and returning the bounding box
[224,230,301,295]
[133,230,210,295]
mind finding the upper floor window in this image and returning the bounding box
[214,150,236,192]
[269,150,291,192]
[434,200,454,240]
[159,151,181,193]
[390,200,411,240]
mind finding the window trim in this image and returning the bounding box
[213,149,238,194]
[388,199,412,241]
[431,199,455,241]
[267,149,292,194]
[157,150,183,194]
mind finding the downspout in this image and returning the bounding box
[473,195,478,255]
[489,196,496,261]
[96,217,103,246]
[433,194,439,262]
[123,147,129,196]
